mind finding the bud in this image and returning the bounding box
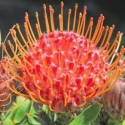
[104,66,125,120]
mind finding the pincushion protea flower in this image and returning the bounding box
[103,65,125,120]
[1,2,125,112]
[0,57,13,111]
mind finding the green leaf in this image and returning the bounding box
[91,110,109,125]
[107,118,121,125]
[28,114,49,125]
[16,118,27,125]
[10,96,32,124]
[27,115,41,125]
[29,102,36,114]
[24,123,30,125]
[3,96,43,125]
[41,105,57,123]
[122,120,125,125]
[2,103,18,125]
[2,119,14,125]
[3,96,32,124]
[69,103,101,125]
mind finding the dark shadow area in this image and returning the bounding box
[0,0,125,46]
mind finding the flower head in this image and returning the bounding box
[2,2,125,112]
[103,65,125,120]
[0,57,13,111]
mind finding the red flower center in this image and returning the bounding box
[20,31,108,111]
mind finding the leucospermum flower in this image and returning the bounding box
[104,65,125,120]
[2,2,125,112]
[0,58,13,111]
[0,32,13,111]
